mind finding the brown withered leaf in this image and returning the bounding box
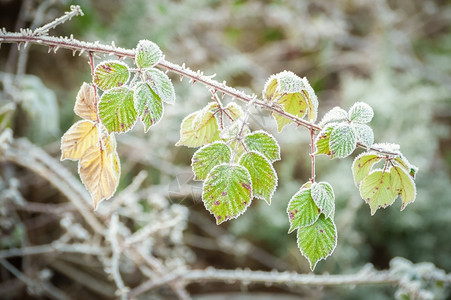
[79,145,120,208]
[75,82,97,121]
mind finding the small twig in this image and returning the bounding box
[125,213,184,245]
[128,247,190,300]
[50,259,116,298]
[108,214,129,300]
[128,265,402,299]
[309,128,316,183]
[1,138,105,234]
[33,5,84,36]
[0,243,102,260]
[0,258,70,300]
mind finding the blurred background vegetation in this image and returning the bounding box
[1,0,450,299]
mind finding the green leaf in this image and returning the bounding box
[239,151,277,204]
[360,169,396,215]
[192,142,231,181]
[348,102,374,124]
[98,87,137,134]
[351,123,374,148]
[329,123,357,158]
[244,131,281,162]
[297,215,337,271]
[176,105,220,148]
[310,182,335,218]
[318,107,347,127]
[273,92,309,132]
[352,152,382,184]
[135,40,162,69]
[287,187,320,233]
[146,69,176,104]
[314,125,335,156]
[390,166,417,210]
[94,61,130,91]
[202,164,252,224]
[134,82,163,132]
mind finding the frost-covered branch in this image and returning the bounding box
[0,135,105,234]
[33,5,84,36]
[0,30,398,156]
[129,262,451,299]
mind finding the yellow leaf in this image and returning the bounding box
[98,123,117,154]
[273,93,308,132]
[176,104,220,148]
[74,82,97,121]
[390,166,416,210]
[79,146,120,208]
[60,120,99,161]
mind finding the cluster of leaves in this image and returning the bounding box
[352,147,418,215]
[57,38,418,269]
[61,40,175,207]
[263,70,318,131]
[315,102,375,158]
[176,100,280,224]
[287,181,337,270]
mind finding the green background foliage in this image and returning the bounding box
[1,0,450,299]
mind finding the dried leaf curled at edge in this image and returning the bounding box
[79,146,121,209]
[60,120,99,161]
[74,82,97,121]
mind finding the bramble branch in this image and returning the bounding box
[129,264,451,299]
[0,27,398,157]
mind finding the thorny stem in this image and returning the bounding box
[88,52,101,124]
[33,5,84,36]
[129,264,451,299]
[0,30,400,157]
[310,128,316,183]
[210,91,225,130]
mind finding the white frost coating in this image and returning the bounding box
[262,73,278,100]
[192,102,218,131]
[0,31,135,57]
[348,102,374,124]
[302,77,318,122]
[318,106,348,127]
[351,123,374,148]
[220,117,246,140]
[276,71,304,94]
[202,163,253,225]
[329,123,357,158]
[146,68,176,104]
[135,40,162,69]
[372,142,400,153]
[238,150,278,205]
[296,216,337,271]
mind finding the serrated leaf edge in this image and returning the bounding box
[202,163,253,225]
[191,141,232,181]
[238,150,278,205]
[94,60,130,90]
[133,82,164,132]
[98,86,138,134]
[244,130,281,162]
[296,217,337,271]
[286,187,320,234]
